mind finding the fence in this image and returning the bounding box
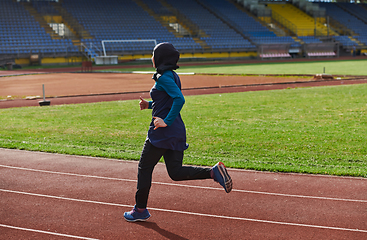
[0,45,80,59]
[0,41,344,62]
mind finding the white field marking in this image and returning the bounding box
[1,189,367,234]
[1,164,367,203]
[0,223,99,240]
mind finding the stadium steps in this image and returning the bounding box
[335,3,367,25]
[231,0,289,37]
[348,36,365,47]
[157,0,211,50]
[132,0,187,38]
[51,2,93,40]
[292,36,304,45]
[158,0,202,37]
[195,0,249,40]
[191,37,210,50]
[72,39,81,46]
[269,21,292,37]
[83,47,99,60]
[20,2,60,39]
[268,3,336,37]
[328,17,356,36]
[134,0,210,50]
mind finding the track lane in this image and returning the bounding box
[1,148,367,239]
[1,188,367,239]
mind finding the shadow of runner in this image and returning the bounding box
[136,222,189,240]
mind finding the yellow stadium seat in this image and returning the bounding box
[268,3,336,37]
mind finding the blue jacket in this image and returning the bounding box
[147,70,188,151]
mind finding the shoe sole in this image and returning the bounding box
[217,162,232,193]
[124,215,151,222]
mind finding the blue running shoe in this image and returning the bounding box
[212,162,232,193]
[124,205,151,222]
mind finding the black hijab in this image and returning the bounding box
[152,42,180,80]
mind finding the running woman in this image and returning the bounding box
[124,42,232,222]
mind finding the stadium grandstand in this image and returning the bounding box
[0,0,366,68]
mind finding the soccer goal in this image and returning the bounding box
[94,39,157,65]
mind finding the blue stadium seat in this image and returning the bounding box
[0,0,75,55]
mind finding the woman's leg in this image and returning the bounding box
[163,149,211,181]
[135,140,166,209]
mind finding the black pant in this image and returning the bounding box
[135,139,212,208]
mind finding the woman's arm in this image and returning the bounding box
[156,74,185,126]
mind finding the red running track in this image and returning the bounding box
[0,148,366,239]
[2,78,367,109]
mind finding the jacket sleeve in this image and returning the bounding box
[156,74,185,126]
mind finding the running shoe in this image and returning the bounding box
[212,162,232,193]
[124,205,151,222]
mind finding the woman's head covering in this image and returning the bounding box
[152,42,180,75]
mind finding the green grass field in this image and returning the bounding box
[98,59,367,76]
[1,66,367,177]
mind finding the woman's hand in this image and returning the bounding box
[153,117,167,130]
[139,96,149,110]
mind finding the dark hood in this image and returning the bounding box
[153,42,180,75]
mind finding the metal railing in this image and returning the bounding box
[272,11,328,37]
[0,41,259,59]
[79,42,103,60]
[0,45,81,58]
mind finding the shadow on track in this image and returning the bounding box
[136,221,189,240]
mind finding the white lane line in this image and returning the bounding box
[1,164,366,203]
[0,164,136,182]
[1,189,367,234]
[0,223,99,240]
[2,148,366,181]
